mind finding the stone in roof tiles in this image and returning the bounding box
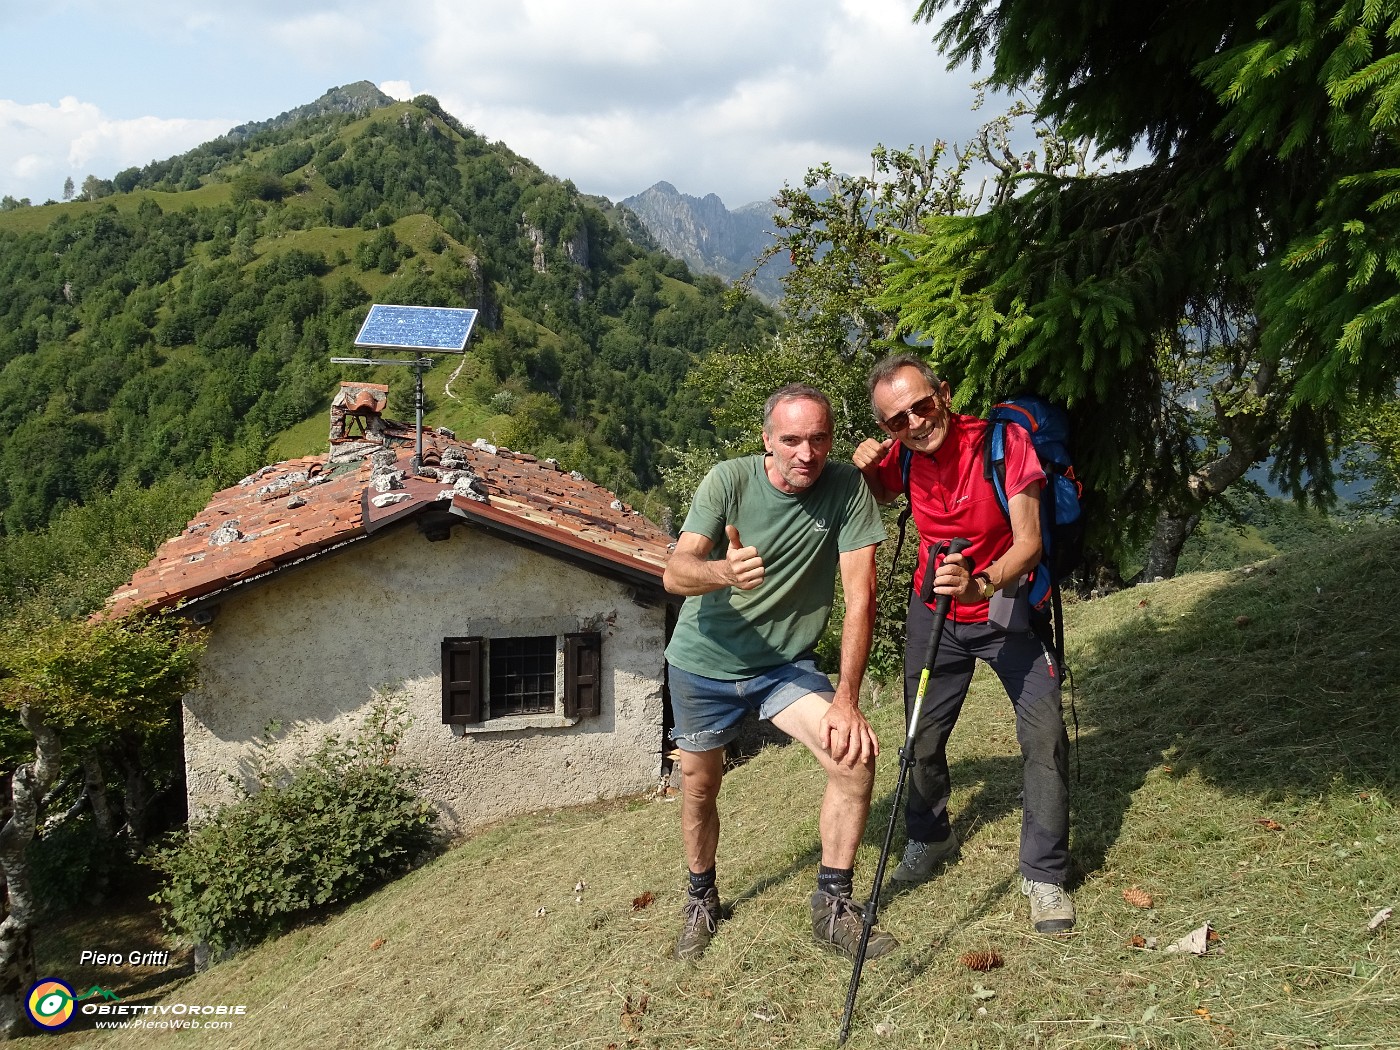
[105,412,672,619]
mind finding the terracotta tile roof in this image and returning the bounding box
[105,420,675,619]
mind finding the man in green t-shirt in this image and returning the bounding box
[663,383,893,962]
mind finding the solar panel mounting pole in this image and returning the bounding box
[332,304,479,467]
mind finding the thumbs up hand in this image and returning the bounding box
[723,524,765,590]
[852,436,894,473]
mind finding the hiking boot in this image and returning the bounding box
[810,890,899,960]
[674,887,721,961]
[890,831,960,883]
[1021,877,1076,934]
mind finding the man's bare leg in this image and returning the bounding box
[678,747,725,872]
[674,746,727,961]
[771,691,896,959]
[770,692,876,867]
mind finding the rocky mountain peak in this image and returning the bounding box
[226,81,397,140]
[620,181,787,301]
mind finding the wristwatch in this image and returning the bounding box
[973,571,995,599]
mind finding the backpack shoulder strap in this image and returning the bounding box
[985,413,1060,618]
[882,445,916,591]
[981,419,1011,523]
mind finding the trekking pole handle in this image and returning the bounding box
[905,538,971,753]
[921,537,972,667]
[931,537,972,612]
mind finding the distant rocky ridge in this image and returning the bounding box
[620,182,789,302]
[226,81,397,140]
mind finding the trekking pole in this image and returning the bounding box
[837,537,971,1046]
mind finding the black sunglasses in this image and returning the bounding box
[879,394,941,433]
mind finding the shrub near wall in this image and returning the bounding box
[152,704,440,957]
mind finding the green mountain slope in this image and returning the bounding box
[0,89,775,536]
[44,524,1400,1049]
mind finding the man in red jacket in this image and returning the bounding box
[852,353,1074,934]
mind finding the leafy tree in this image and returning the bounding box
[230,171,290,204]
[0,612,204,1037]
[113,167,141,194]
[62,177,74,202]
[0,475,209,616]
[703,139,992,460]
[717,88,1106,449]
[1340,397,1400,515]
[886,0,1400,577]
[79,175,114,201]
[743,125,1042,361]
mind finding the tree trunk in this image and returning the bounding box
[82,755,114,901]
[1140,509,1202,581]
[0,706,61,1038]
[1135,349,1278,583]
[115,738,156,857]
[82,756,114,843]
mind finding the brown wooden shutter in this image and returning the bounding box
[562,632,601,718]
[442,637,483,724]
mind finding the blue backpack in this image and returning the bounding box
[982,396,1084,658]
[984,398,1084,594]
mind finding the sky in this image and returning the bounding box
[0,0,993,211]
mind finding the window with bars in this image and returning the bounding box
[441,633,601,725]
[488,636,555,716]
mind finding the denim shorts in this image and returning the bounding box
[668,658,834,753]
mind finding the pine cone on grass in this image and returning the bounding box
[958,949,1004,971]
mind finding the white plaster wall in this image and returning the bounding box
[182,522,668,834]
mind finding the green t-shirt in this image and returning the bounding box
[665,455,886,679]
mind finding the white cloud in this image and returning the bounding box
[0,97,231,201]
[422,0,827,115]
[2,0,984,207]
[68,114,233,172]
[12,154,51,181]
[265,12,380,67]
[418,0,978,204]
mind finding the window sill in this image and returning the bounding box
[452,713,580,735]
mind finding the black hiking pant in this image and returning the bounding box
[902,590,1071,885]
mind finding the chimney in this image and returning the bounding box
[329,382,389,442]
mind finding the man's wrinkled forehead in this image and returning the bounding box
[763,394,833,437]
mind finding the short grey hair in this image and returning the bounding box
[762,383,833,434]
[867,353,942,412]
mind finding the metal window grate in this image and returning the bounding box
[489,637,556,716]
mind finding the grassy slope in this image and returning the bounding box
[51,525,1399,1049]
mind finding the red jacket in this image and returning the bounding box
[874,413,1044,623]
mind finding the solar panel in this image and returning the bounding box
[353,304,478,353]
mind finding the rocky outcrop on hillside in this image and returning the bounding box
[227,81,396,140]
[620,182,788,302]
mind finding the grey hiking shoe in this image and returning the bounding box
[674,887,721,961]
[810,890,899,960]
[890,831,960,883]
[1021,877,1076,934]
